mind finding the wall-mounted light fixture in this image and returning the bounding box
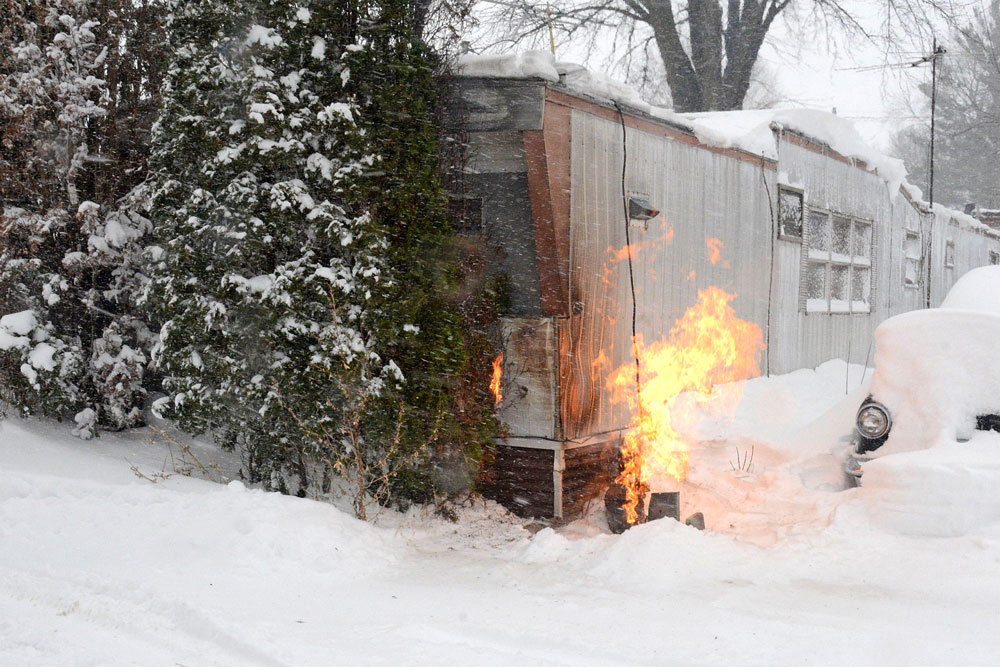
[628,196,659,223]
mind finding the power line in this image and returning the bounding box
[836,50,945,72]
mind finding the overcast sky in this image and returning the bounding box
[759,1,950,151]
[468,1,983,153]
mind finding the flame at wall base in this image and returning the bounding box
[607,286,765,525]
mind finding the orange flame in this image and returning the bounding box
[607,287,765,524]
[490,353,503,406]
[706,238,723,265]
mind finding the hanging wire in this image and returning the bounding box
[612,101,643,418]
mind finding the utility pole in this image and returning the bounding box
[926,39,946,309]
[929,38,944,208]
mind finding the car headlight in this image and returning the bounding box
[857,402,891,439]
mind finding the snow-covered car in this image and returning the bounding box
[847,266,1000,480]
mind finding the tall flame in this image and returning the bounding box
[490,353,503,406]
[607,287,765,524]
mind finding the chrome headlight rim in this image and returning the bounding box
[856,401,891,440]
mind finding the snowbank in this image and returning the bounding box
[860,431,1000,537]
[940,265,1000,313]
[869,308,1000,456]
[7,361,1000,663]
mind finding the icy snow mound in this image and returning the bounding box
[870,308,1000,455]
[859,431,1000,537]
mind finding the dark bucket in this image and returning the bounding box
[604,483,648,534]
[647,491,680,522]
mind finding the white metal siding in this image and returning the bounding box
[560,108,1000,441]
[565,110,773,437]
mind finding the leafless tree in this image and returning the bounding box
[891,0,1000,209]
[472,0,968,112]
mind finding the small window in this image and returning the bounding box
[778,186,804,240]
[991,250,1000,265]
[904,231,922,287]
[944,240,955,269]
[803,209,873,314]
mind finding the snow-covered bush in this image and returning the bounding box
[0,0,163,431]
[145,0,499,516]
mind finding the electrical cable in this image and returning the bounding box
[760,150,776,378]
[612,101,642,417]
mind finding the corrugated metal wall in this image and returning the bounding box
[768,139,899,373]
[562,110,774,439]
[928,214,1000,305]
[563,108,1000,442]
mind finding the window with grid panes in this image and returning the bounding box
[804,209,873,313]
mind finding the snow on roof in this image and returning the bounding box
[456,52,904,183]
[455,50,559,82]
[931,202,994,233]
[455,51,997,234]
[681,108,908,196]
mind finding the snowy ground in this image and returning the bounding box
[4,361,1000,665]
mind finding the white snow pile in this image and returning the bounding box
[940,264,1000,313]
[455,50,559,82]
[869,269,1000,458]
[6,360,1000,663]
[860,431,1000,537]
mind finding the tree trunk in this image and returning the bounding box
[647,0,777,112]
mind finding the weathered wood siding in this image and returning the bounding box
[482,445,554,518]
[562,441,616,517]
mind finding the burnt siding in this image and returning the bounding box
[446,78,546,132]
[563,442,616,518]
[466,172,543,317]
[484,445,554,518]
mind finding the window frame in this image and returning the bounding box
[944,239,956,269]
[777,184,804,242]
[802,206,874,315]
[903,229,923,289]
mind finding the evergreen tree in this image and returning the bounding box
[146,0,498,515]
[0,0,163,434]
